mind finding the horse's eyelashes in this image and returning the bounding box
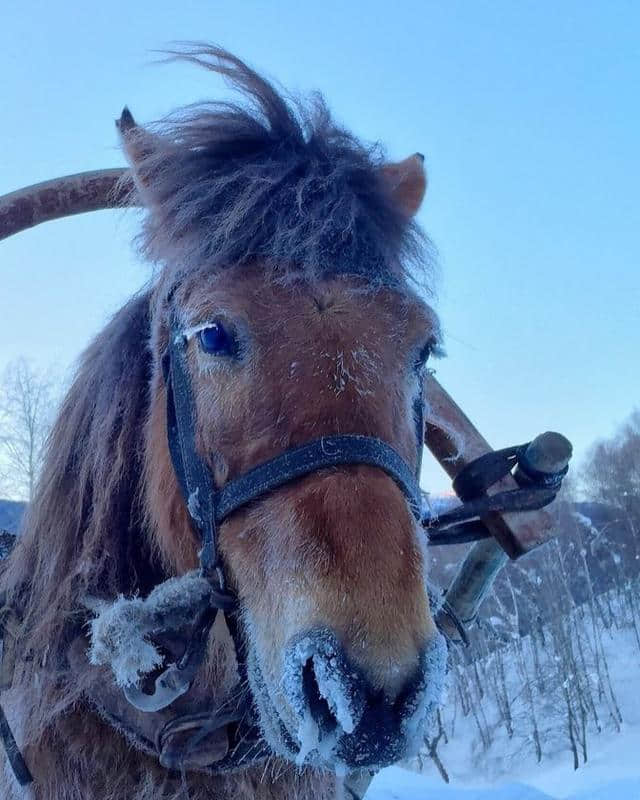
[414,340,434,373]
[198,323,238,357]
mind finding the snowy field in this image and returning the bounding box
[367,596,640,800]
[367,766,640,800]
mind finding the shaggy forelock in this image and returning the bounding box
[130,45,433,288]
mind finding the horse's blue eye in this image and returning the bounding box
[198,323,236,356]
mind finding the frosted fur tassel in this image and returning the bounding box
[86,571,213,688]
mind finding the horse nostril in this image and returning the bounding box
[280,630,447,768]
[283,630,366,747]
[302,657,339,735]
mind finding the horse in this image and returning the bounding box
[0,46,448,799]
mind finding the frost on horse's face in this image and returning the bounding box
[119,47,446,770]
[143,267,445,769]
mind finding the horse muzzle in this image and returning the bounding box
[249,628,447,771]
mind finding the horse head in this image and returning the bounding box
[0,47,447,794]
[123,48,446,771]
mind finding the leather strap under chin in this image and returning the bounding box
[66,636,269,774]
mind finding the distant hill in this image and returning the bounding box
[0,498,25,534]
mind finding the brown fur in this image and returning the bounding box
[0,46,441,799]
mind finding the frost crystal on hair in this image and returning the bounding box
[279,629,448,770]
[187,487,202,525]
[295,710,321,767]
[400,633,448,754]
[86,571,213,688]
[283,631,365,757]
[422,492,462,522]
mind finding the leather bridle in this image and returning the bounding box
[78,318,430,780]
[141,320,427,708]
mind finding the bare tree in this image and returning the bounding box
[0,359,58,500]
[581,409,640,523]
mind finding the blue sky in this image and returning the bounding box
[1,1,638,491]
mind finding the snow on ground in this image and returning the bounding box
[368,767,555,800]
[455,624,640,799]
[368,602,640,799]
[367,767,640,800]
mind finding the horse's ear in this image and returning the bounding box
[380,153,427,217]
[116,107,160,206]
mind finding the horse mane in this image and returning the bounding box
[1,291,164,665]
[129,45,433,288]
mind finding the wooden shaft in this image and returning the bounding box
[438,434,571,636]
[424,374,555,558]
[424,379,572,640]
[0,168,133,242]
[440,540,508,629]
